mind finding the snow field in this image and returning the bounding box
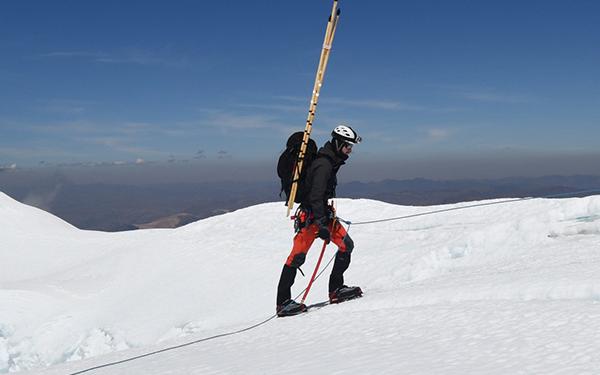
[2,192,600,374]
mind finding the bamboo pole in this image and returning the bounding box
[286,1,341,216]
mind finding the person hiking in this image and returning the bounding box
[276,125,363,317]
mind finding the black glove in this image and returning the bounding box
[315,217,331,243]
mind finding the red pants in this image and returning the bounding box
[285,221,350,267]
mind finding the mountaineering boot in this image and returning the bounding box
[329,251,351,293]
[277,265,298,306]
[329,285,363,304]
[277,299,307,317]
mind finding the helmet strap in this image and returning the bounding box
[333,138,343,152]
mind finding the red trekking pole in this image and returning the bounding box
[300,240,328,305]
[300,215,336,305]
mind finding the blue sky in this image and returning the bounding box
[1,1,599,179]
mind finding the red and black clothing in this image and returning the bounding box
[277,141,355,306]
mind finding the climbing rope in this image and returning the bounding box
[338,188,600,226]
[67,237,344,375]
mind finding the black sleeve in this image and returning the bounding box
[308,159,332,221]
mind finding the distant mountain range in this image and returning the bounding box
[340,175,600,205]
[2,175,600,231]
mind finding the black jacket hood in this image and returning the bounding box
[319,141,348,166]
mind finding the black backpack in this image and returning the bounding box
[277,132,318,205]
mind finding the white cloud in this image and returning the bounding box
[201,111,296,135]
[461,91,535,104]
[427,128,451,140]
[273,95,305,102]
[81,136,169,159]
[237,103,305,112]
[207,112,272,130]
[39,51,107,59]
[436,84,536,104]
[0,145,82,160]
[35,99,90,115]
[277,95,424,111]
[0,163,17,171]
[28,120,99,135]
[324,97,425,111]
[39,48,189,68]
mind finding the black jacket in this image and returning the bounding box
[301,141,347,221]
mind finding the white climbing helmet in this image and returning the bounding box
[331,125,362,145]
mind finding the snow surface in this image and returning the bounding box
[2,191,600,374]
